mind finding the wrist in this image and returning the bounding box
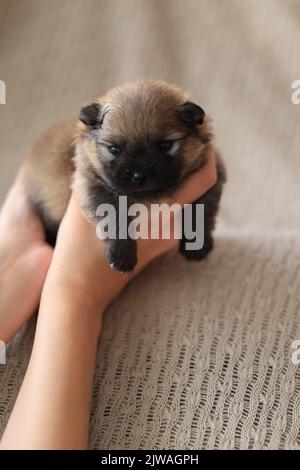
[41,274,104,334]
[46,246,131,309]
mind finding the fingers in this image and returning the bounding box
[165,149,217,207]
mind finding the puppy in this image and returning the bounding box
[23,80,226,272]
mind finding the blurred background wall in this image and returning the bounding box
[0,0,299,231]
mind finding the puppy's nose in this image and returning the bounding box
[130,170,148,184]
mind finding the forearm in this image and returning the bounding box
[0,279,103,450]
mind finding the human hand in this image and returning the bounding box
[44,151,217,315]
[0,172,53,342]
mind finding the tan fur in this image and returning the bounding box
[23,80,215,230]
[23,119,76,225]
[75,80,213,182]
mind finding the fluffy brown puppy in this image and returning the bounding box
[23,80,226,272]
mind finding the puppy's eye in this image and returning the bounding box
[157,140,173,153]
[108,144,121,155]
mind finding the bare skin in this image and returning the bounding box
[0,154,217,449]
[0,173,53,343]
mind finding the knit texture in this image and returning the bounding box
[0,0,300,449]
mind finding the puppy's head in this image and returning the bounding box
[76,80,212,196]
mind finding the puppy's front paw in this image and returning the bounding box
[179,235,213,262]
[106,239,137,272]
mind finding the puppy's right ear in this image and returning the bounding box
[79,102,102,128]
[179,101,205,126]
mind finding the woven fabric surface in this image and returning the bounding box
[0,0,299,449]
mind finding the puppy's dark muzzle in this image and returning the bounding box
[130,170,148,185]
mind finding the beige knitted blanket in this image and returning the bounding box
[0,0,299,449]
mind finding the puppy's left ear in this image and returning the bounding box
[79,102,103,128]
[179,101,205,126]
